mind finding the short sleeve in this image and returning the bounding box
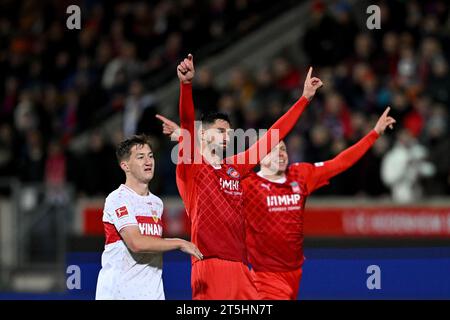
[104,196,138,233]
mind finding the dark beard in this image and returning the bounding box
[211,145,227,160]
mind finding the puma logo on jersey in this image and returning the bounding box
[139,223,162,236]
[267,194,301,207]
[260,183,271,191]
[219,177,240,191]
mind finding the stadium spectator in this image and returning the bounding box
[381,129,436,203]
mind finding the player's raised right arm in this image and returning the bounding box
[120,226,203,260]
[177,54,196,164]
[178,54,195,131]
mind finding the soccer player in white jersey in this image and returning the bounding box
[96,134,203,300]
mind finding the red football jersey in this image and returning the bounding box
[242,164,328,272]
[177,161,250,262]
[176,83,310,263]
[243,130,380,272]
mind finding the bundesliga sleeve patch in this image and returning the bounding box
[314,162,324,167]
[115,206,129,219]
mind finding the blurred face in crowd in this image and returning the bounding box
[129,80,143,96]
[311,125,330,147]
[197,67,214,87]
[260,141,289,175]
[121,144,155,183]
[397,129,414,148]
[383,32,398,54]
[432,59,448,77]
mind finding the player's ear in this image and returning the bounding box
[120,160,130,172]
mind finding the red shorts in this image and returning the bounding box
[191,258,259,300]
[251,268,303,300]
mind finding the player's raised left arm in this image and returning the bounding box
[231,67,323,173]
[310,107,396,185]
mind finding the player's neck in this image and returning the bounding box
[259,168,286,181]
[124,179,150,196]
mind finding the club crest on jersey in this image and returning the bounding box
[151,211,159,223]
[227,167,240,179]
[290,181,301,193]
[115,206,129,219]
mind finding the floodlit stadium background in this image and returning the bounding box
[1,0,450,299]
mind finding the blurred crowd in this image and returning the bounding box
[0,0,449,202]
[0,0,293,195]
[302,0,450,200]
[295,0,450,201]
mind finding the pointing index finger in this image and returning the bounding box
[155,114,169,123]
[306,66,313,80]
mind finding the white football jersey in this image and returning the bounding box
[95,184,165,300]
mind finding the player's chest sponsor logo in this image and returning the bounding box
[219,177,240,191]
[115,206,129,219]
[136,216,163,237]
[266,194,302,207]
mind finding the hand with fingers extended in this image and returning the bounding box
[302,67,323,101]
[374,107,397,135]
[155,114,181,141]
[177,53,195,84]
[178,239,203,260]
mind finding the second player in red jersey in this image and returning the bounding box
[242,107,396,299]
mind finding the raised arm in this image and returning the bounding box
[230,67,323,174]
[306,107,396,191]
[177,54,197,164]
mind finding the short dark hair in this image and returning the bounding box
[116,134,153,163]
[200,112,231,127]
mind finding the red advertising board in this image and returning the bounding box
[83,203,450,238]
[304,207,450,237]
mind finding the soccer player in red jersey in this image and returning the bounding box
[241,107,396,300]
[167,54,323,299]
[157,107,395,300]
